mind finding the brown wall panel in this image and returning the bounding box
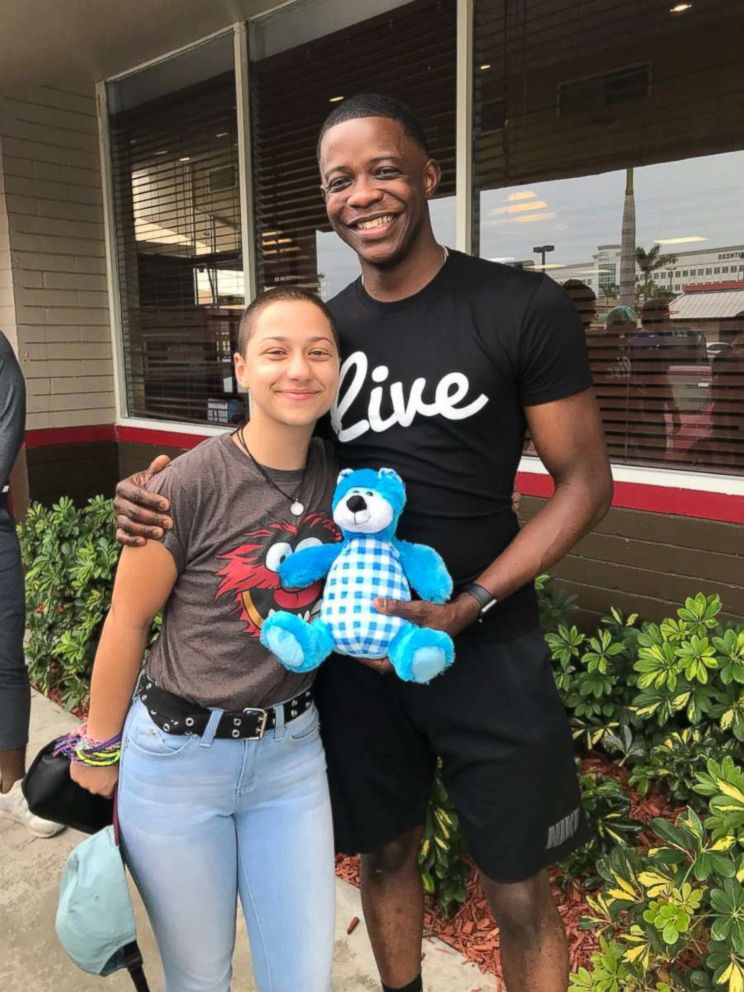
[570,531,743,587]
[521,496,744,627]
[26,441,119,507]
[117,441,191,483]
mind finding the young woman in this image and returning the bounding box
[71,287,341,992]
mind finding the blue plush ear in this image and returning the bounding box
[337,468,353,484]
[378,468,402,485]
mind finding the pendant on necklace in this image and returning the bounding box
[290,500,304,517]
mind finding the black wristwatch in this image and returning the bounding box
[460,582,499,621]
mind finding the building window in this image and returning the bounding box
[108,32,245,426]
[249,0,456,301]
[473,0,744,475]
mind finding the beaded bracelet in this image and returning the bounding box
[54,724,122,767]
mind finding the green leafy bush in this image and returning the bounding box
[18,496,160,712]
[572,759,744,992]
[419,765,471,918]
[548,595,744,793]
[561,770,643,884]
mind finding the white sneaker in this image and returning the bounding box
[0,779,65,837]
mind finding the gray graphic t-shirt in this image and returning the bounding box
[145,433,338,709]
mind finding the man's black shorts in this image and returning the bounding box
[314,626,590,883]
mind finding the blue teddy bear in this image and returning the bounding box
[260,467,455,684]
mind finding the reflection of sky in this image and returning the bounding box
[479,150,744,266]
[316,196,457,300]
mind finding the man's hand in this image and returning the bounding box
[355,657,395,675]
[374,594,480,639]
[114,455,173,547]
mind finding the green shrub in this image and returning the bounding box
[548,595,744,791]
[419,765,471,918]
[18,496,160,712]
[561,770,643,884]
[572,758,744,992]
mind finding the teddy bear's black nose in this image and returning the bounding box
[346,494,367,514]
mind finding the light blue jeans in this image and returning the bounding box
[118,696,335,992]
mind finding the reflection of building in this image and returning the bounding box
[582,244,744,297]
[1,0,742,623]
[548,245,744,301]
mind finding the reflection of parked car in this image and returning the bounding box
[707,340,731,362]
[669,327,707,364]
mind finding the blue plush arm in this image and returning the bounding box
[279,541,343,589]
[394,540,453,604]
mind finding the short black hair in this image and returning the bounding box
[561,278,597,302]
[238,287,339,355]
[317,93,430,160]
[640,297,671,325]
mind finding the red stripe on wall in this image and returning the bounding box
[515,472,744,525]
[24,425,744,524]
[24,424,116,448]
[114,426,211,450]
[24,424,212,450]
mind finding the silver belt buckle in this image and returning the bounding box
[242,707,268,739]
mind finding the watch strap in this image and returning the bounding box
[460,582,499,617]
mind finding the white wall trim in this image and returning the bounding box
[95,79,128,422]
[116,417,228,437]
[518,454,744,496]
[455,0,473,254]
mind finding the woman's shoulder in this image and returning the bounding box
[145,435,231,500]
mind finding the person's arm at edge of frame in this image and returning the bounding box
[70,541,178,796]
[375,388,614,634]
[0,334,26,489]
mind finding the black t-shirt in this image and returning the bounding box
[326,250,592,639]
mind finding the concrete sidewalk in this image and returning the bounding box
[0,690,495,991]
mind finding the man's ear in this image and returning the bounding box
[423,157,442,199]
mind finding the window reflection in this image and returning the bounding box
[483,154,744,474]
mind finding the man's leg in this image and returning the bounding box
[360,825,425,990]
[401,627,588,992]
[481,869,568,992]
[0,746,26,792]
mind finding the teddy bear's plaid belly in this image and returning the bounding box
[320,536,411,658]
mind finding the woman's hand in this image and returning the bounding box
[70,760,119,798]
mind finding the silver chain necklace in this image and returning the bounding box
[234,427,306,516]
[361,244,448,289]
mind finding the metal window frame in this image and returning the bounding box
[96,79,129,422]
[455,0,474,255]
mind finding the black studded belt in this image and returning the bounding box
[137,678,313,740]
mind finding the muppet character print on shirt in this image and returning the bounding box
[215,511,339,636]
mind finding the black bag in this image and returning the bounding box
[22,738,114,835]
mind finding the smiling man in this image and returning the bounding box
[114,94,613,992]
